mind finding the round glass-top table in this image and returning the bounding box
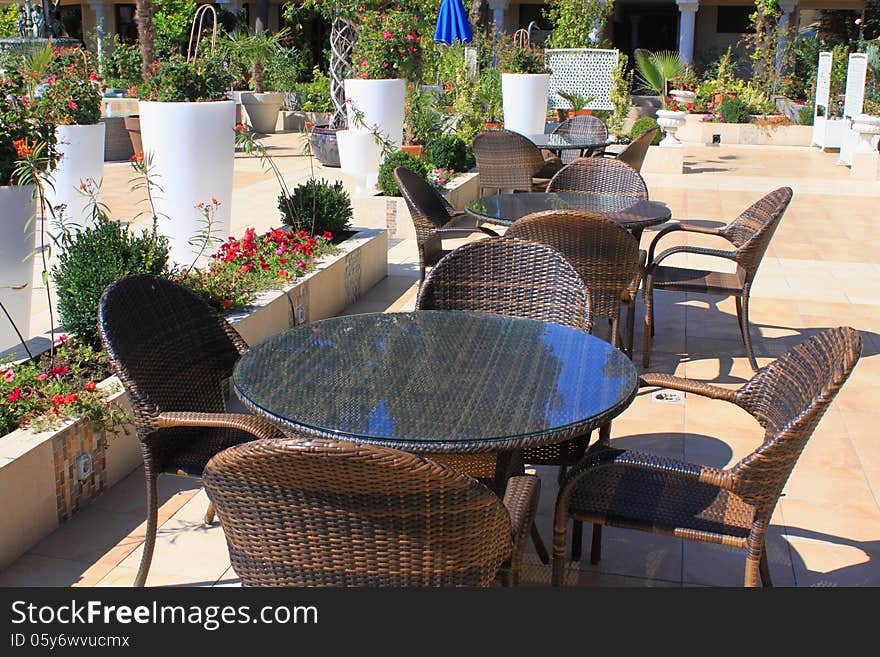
[466,192,672,232]
[233,311,638,455]
[524,133,614,156]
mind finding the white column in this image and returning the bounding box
[676,0,698,66]
[488,0,508,35]
[777,0,798,74]
[88,1,109,74]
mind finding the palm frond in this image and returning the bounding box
[634,49,665,97]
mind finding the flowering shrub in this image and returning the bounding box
[35,48,103,126]
[178,227,335,313]
[139,55,234,102]
[496,36,551,74]
[0,67,57,185]
[352,10,422,80]
[0,337,126,436]
[428,167,456,190]
[664,97,695,113]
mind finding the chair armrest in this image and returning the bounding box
[156,411,287,440]
[639,373,739,402]
[646,222,730,264]
[434,227,491,241]
[647,245,738,272]
[503,474,541,572]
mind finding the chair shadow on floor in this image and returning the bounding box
[780,527,880,587]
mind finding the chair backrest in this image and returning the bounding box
[472,129,545,192]
[417,237,592,332]
[730,327,861,519]
[723,187,793,276]
[394,166,452,244]
[616,128,657,172]
[506,211,641,324]
[98,274,247,435]
[553,115,609,163]
[547,157,649,199]
[203,437,513,586]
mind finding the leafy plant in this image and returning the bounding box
[52,213,170,347]
[608,53,634,137]
[557,90,593,113]
[719,96,752,123]
[152,0,198,56]
[263,33,302,93]
[377,151,429,196]
[0,4,17,37]
[424,135,474,172]
[35,47,103,126]
[352,10,423,80]
[543,0,613,49]
[293,67,332,112]
[278,178,352,237]
[634,49,684,107]
[0,63,57,185]
[404,86,448,145]
[630,117,662,145]
[228,27,291,93]
[139,54,233,102]
[476,67,503,122]
[103,36,143,89]
[497,36,550,74]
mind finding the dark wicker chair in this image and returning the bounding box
[613,128,657,172]
[642,186,793,371]
[552,327,861,587]
[552,115,609,163]
[203,437,541,586]
[506,210,643,358]
[98,274,286,587]
[472,129,564,195]
[546,157,649,199]
[394,166,498,283]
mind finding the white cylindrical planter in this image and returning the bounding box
[45,123,106,227]
[139,101,235,266]
[336,129,383,176]
[343,78,406,149]
[240,91,285,134]
[0,185,36,354]
[502,73,551,135]
[656,109,688,147]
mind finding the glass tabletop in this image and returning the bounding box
[466,192,672,229]
[233,311,638,453]
[525,133,614,150]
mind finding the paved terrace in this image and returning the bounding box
[2,137,879,586]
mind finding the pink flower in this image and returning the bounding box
[2,369,14,383]
[382,61,388,68]
[37,373,48,381]
[383,31,393,40]
[7,387,21,403]
[856,17,863,25]
[360,60,368,69]
[406,33,417,41]
[53,333,68,345]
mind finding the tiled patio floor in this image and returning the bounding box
[2,137,879,587]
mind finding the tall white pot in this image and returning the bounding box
[343,78,406,150]
[0,185,36,354]
[139,101,235,266]
[45,123,106,227]
[502,73,551,135]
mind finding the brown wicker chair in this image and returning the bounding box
[613,128,657,172]
[506,210,644,358]
[472,129,564,195]
[642,186,793,371]
[546,157,649,199]
[552,115,609,163]
[98,274,286,587]
[203,437,541,586]
[552,326,862,586]
[394,166,498,283]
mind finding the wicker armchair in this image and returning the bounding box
[643,186,793,371]
[203,437,541,586]
[613,128,657,172]
[552,115,609,163]
[547,157,649,199]
[552,327,861,586]
[98,274,286,587]
[472,129,564,195]
[506,210,644,358]
[394,166,498,283]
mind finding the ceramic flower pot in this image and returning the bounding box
[670,90,696,107]
[310,125,340,167]
[343,78,407,150]
[240,91,285,134]
[45,123,106,227]
[0,185,36,354]
[401,144,425,159]
[139,100,235,266]
[501,73,551,135]
[656,109,688,147]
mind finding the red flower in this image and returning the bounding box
[68,100,77,111]
[12,139,30,157]
[130,152,144,163]
[222,300,232,309]
[49,366,68,377]
[322,231,333,240]
[85,381,97,392]
[89,72,99,81]
[63,393,78,404]
[51,393,64,406]
[297,230,309,238]
[7,387,21,403]
[37,373,48,381]
[278,269,288,277]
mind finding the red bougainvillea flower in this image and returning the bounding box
[2,368,14,383]
[85,381,97,392]
[7,387,21,403]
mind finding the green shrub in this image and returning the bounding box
[139,55,233,102]
[719,96,752,124]
[424,135,474,172]
[377,151,429,196]
[278,178,352,236]
[53,214,170,347]
[798,105,815,126]
[630,117,662,145]
[103,37,142,89]
[294,67,332,112]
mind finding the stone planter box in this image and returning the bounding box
[280,111,332,132]
[0,227,387,570]
[352,171,480,240]
[677,113,813,146]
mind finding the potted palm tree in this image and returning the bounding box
[229,27,290,134]
[635,49,686,147]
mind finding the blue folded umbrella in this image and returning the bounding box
[434,0,473,45]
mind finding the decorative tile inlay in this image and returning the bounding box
[385,199,398,235]
[52,423,109,524]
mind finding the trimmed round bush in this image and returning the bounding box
[719,97,752,124]
[278,178,352,237]
[377,151,429,196]
[630,117,662,145]
[424,135,475,172]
